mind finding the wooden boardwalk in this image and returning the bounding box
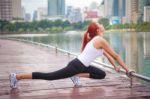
[0,39,150,99]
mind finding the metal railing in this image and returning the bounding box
[5,38,150,87]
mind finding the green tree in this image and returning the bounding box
[54,19,63,27]
[98,18,110,29]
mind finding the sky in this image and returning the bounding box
[22,0,102,14]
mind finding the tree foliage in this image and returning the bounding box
[98,18,110,30]
[0,19,150,34]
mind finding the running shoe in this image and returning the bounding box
[9,73,18,89]
[70,76,82,87]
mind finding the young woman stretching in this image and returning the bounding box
[9,22,129,89]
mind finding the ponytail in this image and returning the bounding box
[81,22,99,51]
[81,32,88,52]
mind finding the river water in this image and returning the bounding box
[1,31,150,86]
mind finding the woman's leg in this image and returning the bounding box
[16,73,32,80]
[82,66,106,79]
[16,63,78,80]
[32,65,78,80]
[76,73,90,78]
[32,59,84,80]
[10,59,83,88]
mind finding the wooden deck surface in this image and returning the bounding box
[0,39,150,99]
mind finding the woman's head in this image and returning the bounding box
[81,22,105,51]
[87,22,105,39]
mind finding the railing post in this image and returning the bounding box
[55,46,57,54]
[67,52,70,59]
[130,77,133,88]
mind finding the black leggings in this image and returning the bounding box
[32,58,106,80]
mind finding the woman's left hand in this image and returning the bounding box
[114,66,121,72]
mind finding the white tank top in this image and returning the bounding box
[77,39,103,67]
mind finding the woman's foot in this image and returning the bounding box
[9,73,18,89]
[70,76,82,87]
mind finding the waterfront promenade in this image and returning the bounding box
[0,39,150,99]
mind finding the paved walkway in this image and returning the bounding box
[0,39,150,99]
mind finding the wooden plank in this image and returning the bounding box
[0,39,150,99]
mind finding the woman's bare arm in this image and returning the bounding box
[103,51,120,72]
[99,37,129,72]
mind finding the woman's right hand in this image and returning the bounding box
[126,70,136,78]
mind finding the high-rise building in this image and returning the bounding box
[125,0,138,23]
[112,0,126,17]
[58,0,65,15]
[144,6,150,22]
[37,7,47,20]
[0,0,22,21]
[119,0,126,17]
[48,0,65,16]
[66,6,73,17]
[33,11,38,20]
[74,8,82,23]
[21,7,26,20]
[48,0,57,16]
[0,0,12,21]
[104,0,113,18]
[105,0,126,24]
[24,13,31,22]
[99,0,105,17]
[138,0,150,22]
[67,7,82,23]
[12,0,22,20]
[113,0,119,16]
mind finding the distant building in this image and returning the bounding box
[66,6,73,17]
[37,7,47,20]
[85,11,98,18]
[84,9,100,22]
[138,0,150,22]
[98,3,104,17]
[119,0,126,17]
[110,16,121,24]
[144,6,150,22]
[104,0,113,18]
[104,0,126,24]
[12,0,22,20]
[112,0,126,23]
[44,16,67,21]
[125,0,139,23]
[73,8,82,23]
[33,11,38,20]
[48,0,65,16]
[0,0,22,21]
[112,0,126,17]
[67,7,82,23]
[21,7,26,20]
[24,13,31,22]
[113,0,119,16]
[0,0,12,21]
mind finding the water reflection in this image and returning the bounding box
[138,33,150,85]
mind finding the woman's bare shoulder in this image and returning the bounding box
[92,36,107,48]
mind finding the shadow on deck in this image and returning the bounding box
[0,39,150,99]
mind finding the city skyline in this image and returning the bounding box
[22,0,102,14]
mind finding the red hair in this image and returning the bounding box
[87,22,99,39]
[81,22,99,51]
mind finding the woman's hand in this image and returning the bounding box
[126,70,136,78]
